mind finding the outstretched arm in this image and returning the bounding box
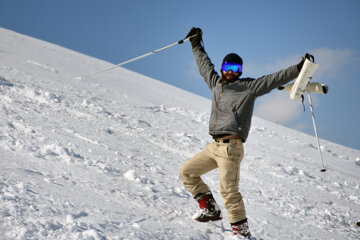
[250,65,299,97]
[249,54,312,96]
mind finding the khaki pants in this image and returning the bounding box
[179,139,246,223]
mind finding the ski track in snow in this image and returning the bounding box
[0,27,359,239]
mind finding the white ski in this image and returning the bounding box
[281,82,328,95]
[290,58,319,100]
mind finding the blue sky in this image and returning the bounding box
[1,0,360,151]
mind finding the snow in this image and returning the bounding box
[0,27,359,239]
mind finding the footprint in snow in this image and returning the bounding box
[0,76,13,86]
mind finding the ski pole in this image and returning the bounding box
[307,85,327,172]
[76,34,197,79]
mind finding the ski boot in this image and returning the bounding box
[192,191,222,222]
[231,218,252,239]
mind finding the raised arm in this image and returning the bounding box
[186,27,221,90]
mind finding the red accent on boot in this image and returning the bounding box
[198,195,210,209]
[231,219,251,238]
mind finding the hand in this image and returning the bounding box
[297,53,314,71]
[186,27,203,48]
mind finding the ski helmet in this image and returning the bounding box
[222,53,243,66]
[222,53,243,76]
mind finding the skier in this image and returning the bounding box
[179,27,309,239]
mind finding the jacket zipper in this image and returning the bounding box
[233,110,240,129]
[213,83,224,136]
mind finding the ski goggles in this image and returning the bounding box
[221,62,242,73]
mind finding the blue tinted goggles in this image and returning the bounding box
[222,62,242,73]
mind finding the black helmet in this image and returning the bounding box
[222,53,243,65]
[221,53,243,77]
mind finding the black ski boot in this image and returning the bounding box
[231,218,252,239]
[192,191,222,222]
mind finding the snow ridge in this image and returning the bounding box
[0,27,359,239]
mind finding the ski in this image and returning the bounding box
[290,58,319,100]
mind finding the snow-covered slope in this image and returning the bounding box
[0,27,359,240]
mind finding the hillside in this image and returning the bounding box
[0,27,359,239]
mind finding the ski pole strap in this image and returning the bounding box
[301,95,305,111]
[304,53,315,63]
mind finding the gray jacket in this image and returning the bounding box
[192,45,300,142]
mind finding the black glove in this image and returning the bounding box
[186,27,203,48]
[297,53,314,72]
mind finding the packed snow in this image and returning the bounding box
[0,27,359,239]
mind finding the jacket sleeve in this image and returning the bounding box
[192,45,221,90]
[249,65,299,97]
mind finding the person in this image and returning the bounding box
[179,27,309,239]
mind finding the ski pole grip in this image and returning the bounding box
[179,34,197,44]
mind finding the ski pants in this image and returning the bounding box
[179,139,246,224]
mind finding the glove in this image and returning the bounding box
[186,27,203,48]
[297,53,314,72]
